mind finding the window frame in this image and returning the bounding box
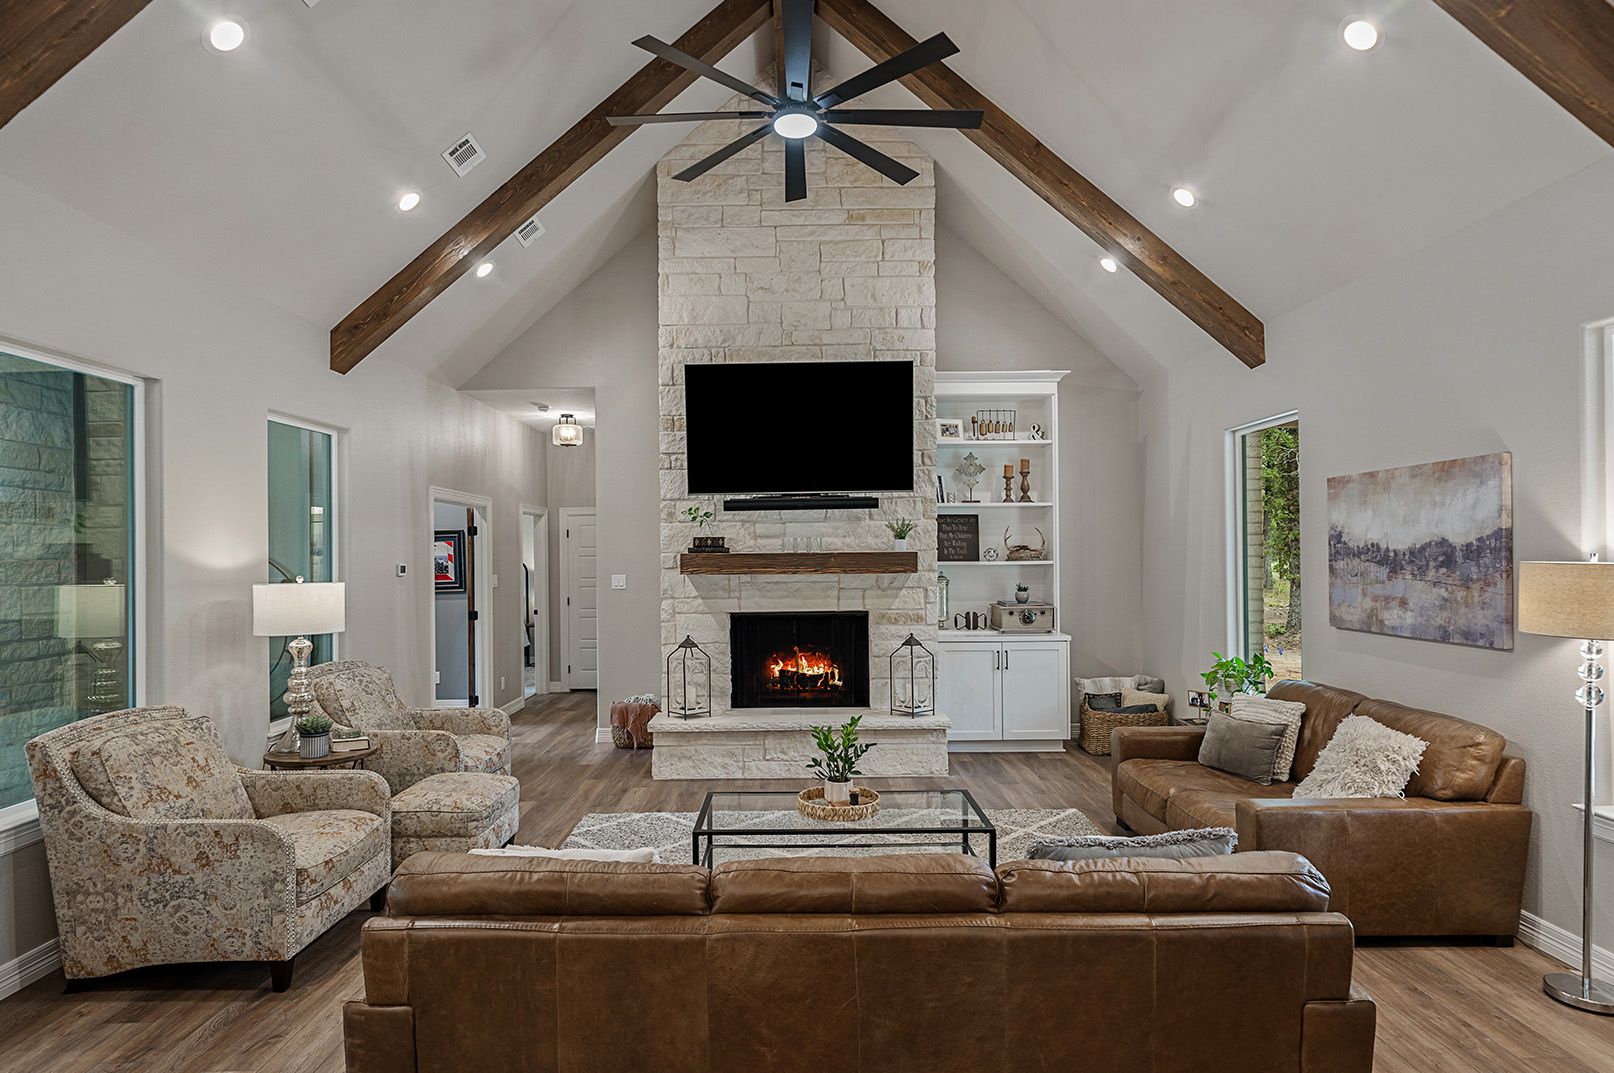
[266,413,341,741]
[1224,410,1300,667]
[0,339,146,836]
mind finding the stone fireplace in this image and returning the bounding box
[730,611,870,709]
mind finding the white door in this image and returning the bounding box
[938,642,1000,741]
[561,509,598,689]
[1000,641,1069,740]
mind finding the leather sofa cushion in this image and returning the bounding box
[387,852,710,917]
[1268,681,1367,781]
[262,809,387,902]
[1166,786,1292,830]
[1354,698,1505,801]
[997,852,1330,914]
[711,854,998,914]
[1117,759,1289,822]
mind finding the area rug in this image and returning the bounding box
[560,807,1102,865]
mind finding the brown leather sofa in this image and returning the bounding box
[344,850,1375,1073]
[1112,680,1532,939]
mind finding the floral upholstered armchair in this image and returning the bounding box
[26,706,390,991]
[306,661,512,793]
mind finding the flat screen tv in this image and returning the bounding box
[684,360,913,495]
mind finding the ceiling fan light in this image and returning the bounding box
[772,111,819,140]
[552,414,583,448]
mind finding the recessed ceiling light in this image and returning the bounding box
[771,111,819,140]
[1099,256,1119,274]
[397,191,421,212]
[475,261,494,278]
[1172,186,1198,208]
[207,19,246,52]
[1342,19,1380,51]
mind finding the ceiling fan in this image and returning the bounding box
[607,0,982,202]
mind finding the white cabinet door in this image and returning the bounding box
[938,642,1000,740]
[1000,641,1069,740]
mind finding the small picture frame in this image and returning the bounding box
[936,417,965,441]
[434,530,466,593]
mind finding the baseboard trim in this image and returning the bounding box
[594,728,614,745]
[1518,910,1614,981]
[498,697,525,717]
[548,681,565,693]
[0,939,59,1001]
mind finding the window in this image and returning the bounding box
[268,418,337,722]
[1230,414,1301,681]
[0,347,140,810]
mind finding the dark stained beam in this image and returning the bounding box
[817,0,1265,368]
[0,0,152,130]
[331,0,773,373]
[1430,0,1614,149]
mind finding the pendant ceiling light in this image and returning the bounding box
[552,413,583,448]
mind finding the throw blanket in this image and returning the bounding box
[610,700,658,748]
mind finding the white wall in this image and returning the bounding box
[547,430,596,680]
[0,174,545,972]
[1140,157,1614,950]
[935,228,1145,677]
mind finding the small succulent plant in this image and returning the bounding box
[294,714,333,737]
[885,518,917,539]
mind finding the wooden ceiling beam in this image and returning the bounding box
[330,0,773,373]
[817,0,1265,369]
[1430,0,1614,150]
[0,0,152,130]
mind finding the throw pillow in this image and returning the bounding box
[1028,827,1237,862]
[1122,688,1170,712]
[1197,711,1289,785]
[1293,716,1428,799]
[1230,694,1307,782]
[93,723,256,822]
[470,846,661,864]
[1085,692,1124,711]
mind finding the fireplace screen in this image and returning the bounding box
[730,611,870,709]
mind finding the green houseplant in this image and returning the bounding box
[683,504,724,553]
[1199,651,1275,706]
[885,517,917,550]
[294,713,333,759]
[807,716,875,804]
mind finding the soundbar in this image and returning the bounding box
[722,494,881,512]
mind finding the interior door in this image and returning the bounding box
[938,642,1000,741]
[562,509,598,689]
[463,507,479,707]
[1000,641,1067,740]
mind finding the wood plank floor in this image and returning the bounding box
[1,691,1610,1071]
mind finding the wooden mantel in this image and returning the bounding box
[679,551,919,575]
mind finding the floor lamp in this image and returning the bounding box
[1518,560,1614,1014]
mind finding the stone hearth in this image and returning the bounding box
[647,711,950,780]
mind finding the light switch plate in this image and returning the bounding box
[611,574,627,590]
[492,573,499,588]
[396,563,408,577]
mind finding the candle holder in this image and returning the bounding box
[1018,458,1033,502]
[665,635,712,719]
[1002,471,1015,503]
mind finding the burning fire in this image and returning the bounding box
[765,647,843,689]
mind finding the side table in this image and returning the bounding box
[261,743,379,771]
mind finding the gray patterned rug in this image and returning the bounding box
[561,807,1101,865]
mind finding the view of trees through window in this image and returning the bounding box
[1238,420,1301,680]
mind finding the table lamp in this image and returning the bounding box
[55,579,127,714]
[253,578,346,725]
[1518,559,1614,1014]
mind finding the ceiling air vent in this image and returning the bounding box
[441,133,486,177]
[515,215,546,248]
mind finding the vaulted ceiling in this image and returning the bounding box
[0,0,1605,386]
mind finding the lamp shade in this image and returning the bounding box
[252,581,346,637]
[1517,561,1614,639]
[56,581,126,639]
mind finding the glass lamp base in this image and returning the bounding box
[1544,972,1614,1014]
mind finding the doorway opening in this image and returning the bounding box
[521,505,549,699]
[431,489,491,708]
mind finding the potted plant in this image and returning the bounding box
[683,504,724,553]
[886,517,916,551]
[295,713,333,759]
[807,716,875,805]
[1014,582,1031,604]
[1199,651,1275,707]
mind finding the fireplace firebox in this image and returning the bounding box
[729,611,870,709]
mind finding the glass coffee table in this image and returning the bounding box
[693,788,996,867]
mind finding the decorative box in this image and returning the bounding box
[990,601,1054,632]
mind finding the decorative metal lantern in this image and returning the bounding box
[666,635,712,719]
[889,633,936,717]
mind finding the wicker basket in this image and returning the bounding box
[796,786,881,822]
[1077,701,1167,755]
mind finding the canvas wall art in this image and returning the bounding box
[1327,452,1513,649]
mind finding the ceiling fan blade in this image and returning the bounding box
[784,138,808,202]
[821,109,983,129]
[632,35,779,106]
[608,111,771,126]
[779,0,814,103]
[816,125,919,186]
[813,33,959,108]
[672,124,774,182]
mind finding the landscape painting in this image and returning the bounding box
[1327,452,1513,650]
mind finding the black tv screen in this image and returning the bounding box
[684,360,913,495]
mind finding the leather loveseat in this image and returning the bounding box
[1112,680,1532,939]
[344,850,1376,1073]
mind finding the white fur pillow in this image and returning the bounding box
[471,846,661,863]
[1293,716,1428,799]
[1231,694,1307,782]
